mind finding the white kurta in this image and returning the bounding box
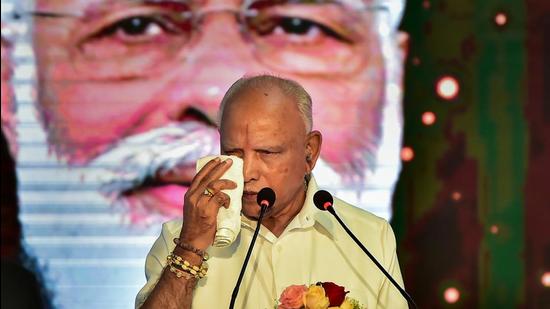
[136,178,408,308]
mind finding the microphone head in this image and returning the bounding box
[313,190,333,211]
[257,187,276,208]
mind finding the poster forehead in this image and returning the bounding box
[31,0,404,28]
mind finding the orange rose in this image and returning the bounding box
[278,285,307,309]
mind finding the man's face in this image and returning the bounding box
[32,0,388,217]
[219,87,312,219]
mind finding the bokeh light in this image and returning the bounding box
[422,111,436,125]
[494,12,508,26]
[490,225,499,234]
[401,147,414,162]
[436,76,460,100]
[542,272,550,287]
[451,191,462,201]
[444,287,460,304]
[422,0,431,9]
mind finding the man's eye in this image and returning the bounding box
[105,16,157,35]
[249,15,350,43]
[278,17,316,35]
[224,150,243,158]
[92,15,182,41]
[118,17,159,35]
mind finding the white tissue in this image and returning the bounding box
[196,155,244,247]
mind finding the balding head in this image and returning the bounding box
[218,75,313,132]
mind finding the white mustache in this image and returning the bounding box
[90,120,375,203]
[92,121,219,198]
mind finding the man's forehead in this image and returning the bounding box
[34,0,176,15]
[33,0,403,30]
[33,0,163,15]
[34,0,382,13]
[224,86,286,116]
[220,114,298,149]
[36,0,110,12]
[221,87,303,130]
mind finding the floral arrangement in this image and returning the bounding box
[276,282,365,309]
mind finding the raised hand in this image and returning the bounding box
[179,157,237,251]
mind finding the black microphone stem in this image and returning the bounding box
[327,206,417,309]
[228,205,268,309]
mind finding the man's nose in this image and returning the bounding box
[243,155,260,183]
[163,14,265,125]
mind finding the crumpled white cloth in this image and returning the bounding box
[196,155,244,247]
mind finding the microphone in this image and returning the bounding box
[256,187,276,209]
[229,187,275,309]
[313,190,417,309]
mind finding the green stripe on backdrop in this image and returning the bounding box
[475,1,527,307]
[392,0,528,307]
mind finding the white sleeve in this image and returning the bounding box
[135,221,180,308]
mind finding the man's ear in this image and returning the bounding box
[304,130,322,173]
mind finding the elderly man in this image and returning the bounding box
[136,75,406,308]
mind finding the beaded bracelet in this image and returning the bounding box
[167,257,206,279]
[167,253,208,279]
[168,264,195,280]
[173,238,209,261]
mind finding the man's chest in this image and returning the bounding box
[191,230,383,308]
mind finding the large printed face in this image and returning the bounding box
[31,0,396,218]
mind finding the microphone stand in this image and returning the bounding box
[228,205,268,309]
[326,206,418,309]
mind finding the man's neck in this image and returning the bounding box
[261,190,306,237]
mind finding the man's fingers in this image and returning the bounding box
[212,191,231,209]
[195,158,233,192]
[190,157,222,187]
[180,158,236,250]
[195,191,231,220]
[208,179,237,192]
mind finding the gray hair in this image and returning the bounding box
[217,74,313,132]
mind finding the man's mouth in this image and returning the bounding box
[92,121,219,219]
[242,190,258,203]
[122,184,189,219]
[120,163,197,216]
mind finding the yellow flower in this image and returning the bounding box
[303,285,330,309]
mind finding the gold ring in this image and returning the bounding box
[203,188,214,197]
